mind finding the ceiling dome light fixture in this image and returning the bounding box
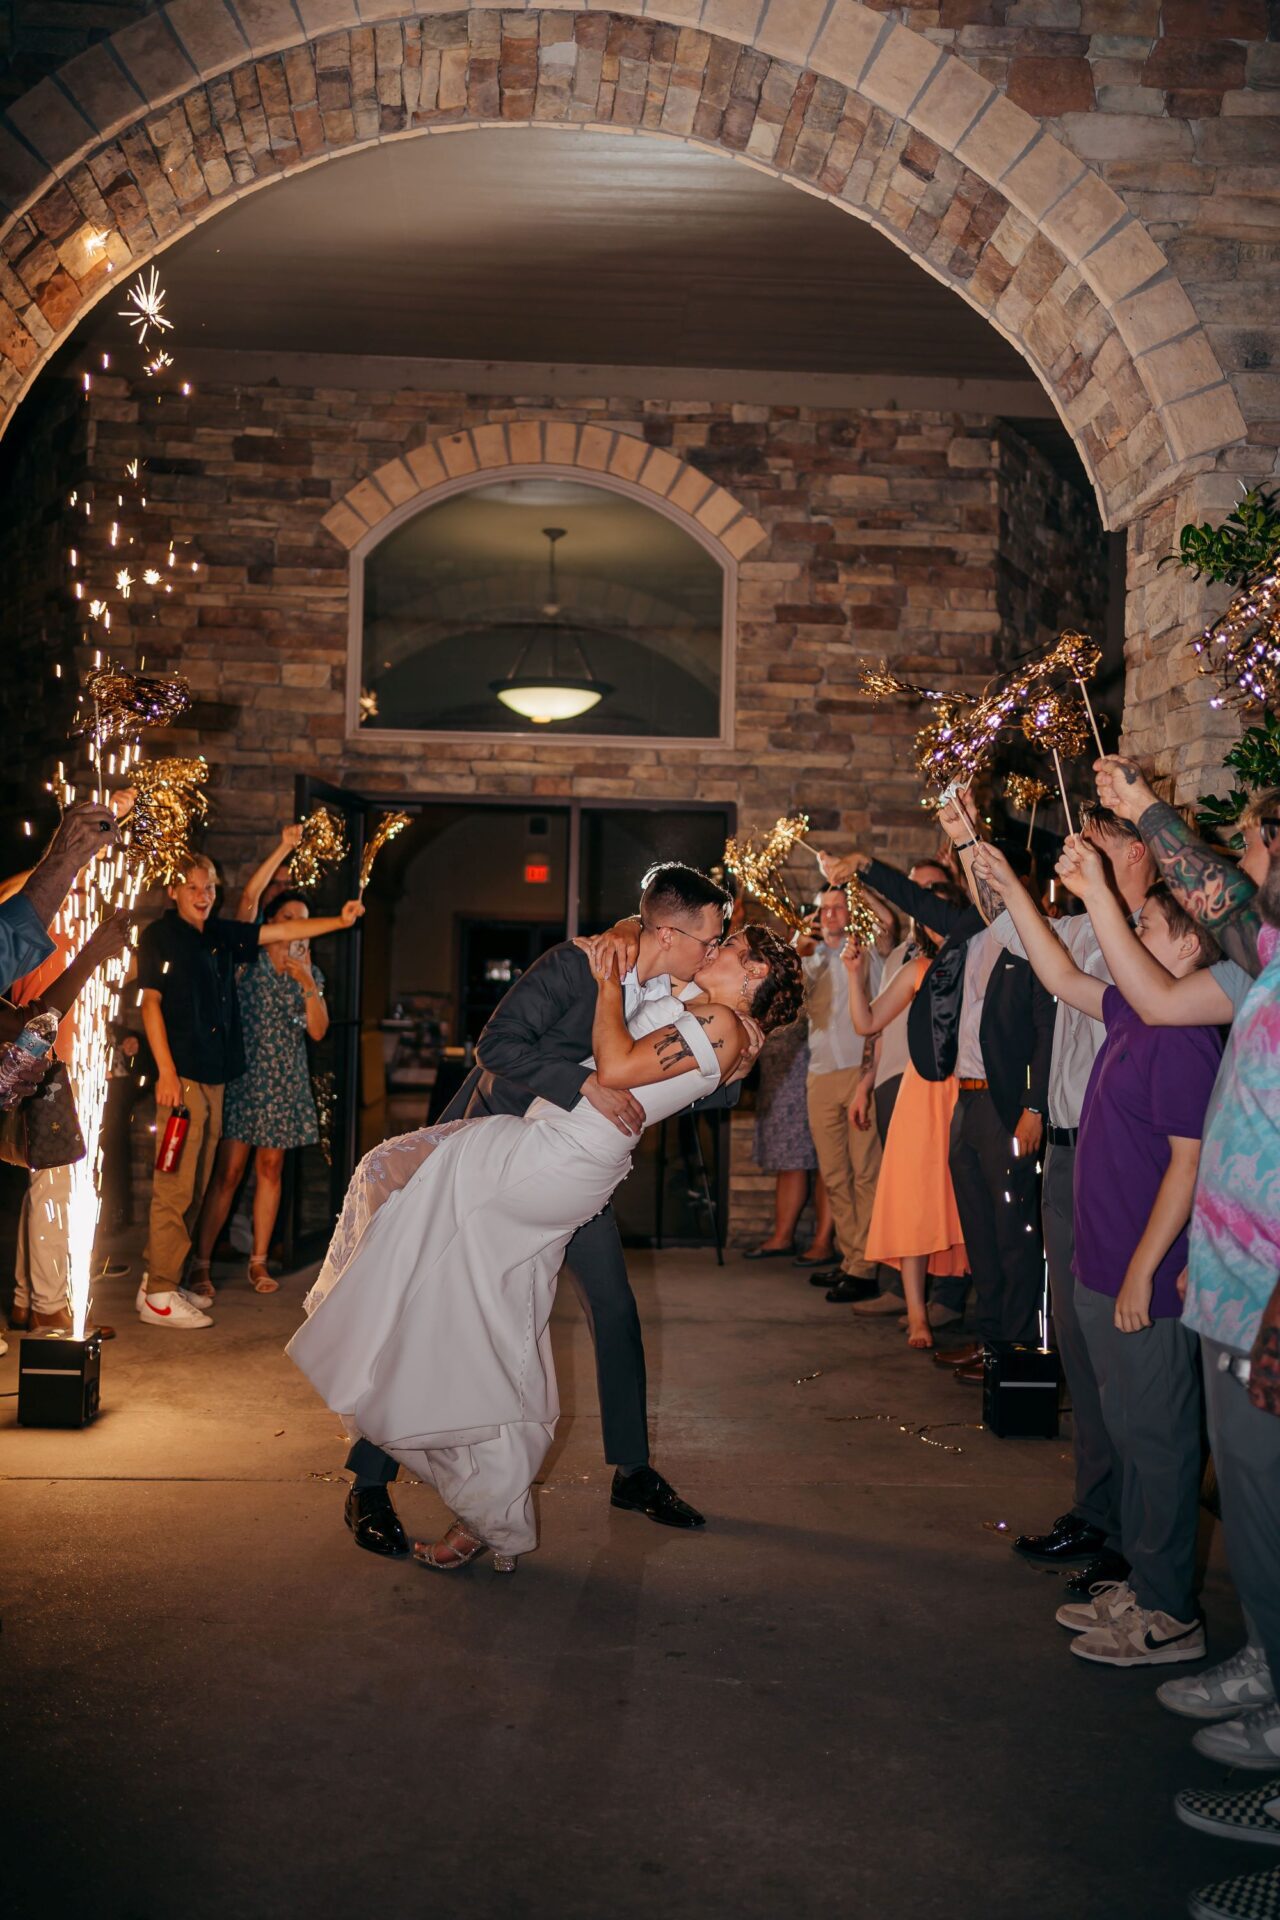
[490,527,612,725]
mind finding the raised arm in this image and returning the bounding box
[1095,755,1261,973]
[970,844,1105,1020]
[237,824,303,921]
[38,912,134,1019]
[825,850,969,941]
[842,940,916,1036]
[1056,837,1237,1028]
[257,900,363,944]
[935,788,1004,925]
[584,965,744,1091]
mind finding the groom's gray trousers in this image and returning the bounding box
[346,1202,648,1483]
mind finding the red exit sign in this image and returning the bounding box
[524,860,550,885]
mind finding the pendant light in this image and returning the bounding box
[490,527,612,724]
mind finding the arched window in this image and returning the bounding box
[355,474,730,740]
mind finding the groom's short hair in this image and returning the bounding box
[639,862,731,928]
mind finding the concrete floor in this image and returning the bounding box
[1,1251,1247,1920]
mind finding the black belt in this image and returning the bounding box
[1047,1126,1078,1147]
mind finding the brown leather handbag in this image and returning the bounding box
[0,1059,86,1171]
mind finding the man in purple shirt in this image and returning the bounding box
[972,845,1223,1671]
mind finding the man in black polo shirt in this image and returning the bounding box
[136,851,362,1328]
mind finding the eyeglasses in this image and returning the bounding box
[1259,817,1280,847]
[653,924,724,954]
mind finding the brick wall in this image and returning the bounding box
[2,370,1107,1235]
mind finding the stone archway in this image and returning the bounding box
[0,1,1245,533]
[321,417,767,559]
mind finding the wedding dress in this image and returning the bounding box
[286,993,722,1555]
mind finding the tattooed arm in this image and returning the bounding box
[1139,801,1260,962]
[590,981,745,1090]
[1095,754,1261,972]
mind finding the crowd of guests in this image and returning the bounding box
[743,753,1280,1920]
[0,807,363,1344]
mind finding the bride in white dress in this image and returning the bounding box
[287,925,802,1572]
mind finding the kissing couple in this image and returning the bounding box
[287,862,802,1574]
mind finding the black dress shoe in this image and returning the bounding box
[1062,1549,1130,1601]
[809,1266,845,1287]
[1013,1511,1107,1566]
[825,1276,877,1304]
[344,1485,409,1558]
[611,1466,705,1529]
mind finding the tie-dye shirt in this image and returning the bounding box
[1184,926,1280,1351]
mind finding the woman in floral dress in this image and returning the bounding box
[190,892,332,1295]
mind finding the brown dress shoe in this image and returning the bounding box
[933,1341,981,1369]
[9,1302,31,1331]
[953,1358,985,1384]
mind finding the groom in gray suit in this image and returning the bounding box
[345,861,756,1557]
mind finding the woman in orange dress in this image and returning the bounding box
[843,944,967,1352]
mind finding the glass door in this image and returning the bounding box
[281,776,367,1266]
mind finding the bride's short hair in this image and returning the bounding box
[742,926,804,1033]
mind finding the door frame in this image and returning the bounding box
[287,783,738,1258]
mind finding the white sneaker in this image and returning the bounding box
[136,1281,212,1317]
[1159,1644,1275,1721]
[852,1292,904,1317]
[1071,1603,1205,1669]
[1194,1703,1280,1772]
[1056,1580,1136,1633]
[137,1288,211,1329]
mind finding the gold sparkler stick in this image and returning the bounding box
[1021,694,1090,839]
[291,804,350,892]
[120,755,209,885]
[1004,773,1051,852]
[358,810,411,896]
[1050,630,1106,756]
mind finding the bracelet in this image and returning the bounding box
[954,838,977,852]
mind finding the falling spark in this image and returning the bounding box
[144,351,173,378]
[115,568,134,597]
[142,568,161,586]
[118,265,173,346]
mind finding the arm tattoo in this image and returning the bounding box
[1140,800,1260,935]
[654,1026,695,1072]
[971,865,1003,927]
[694,1014,725,1051]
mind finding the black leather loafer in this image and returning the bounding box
[809,1266,845,1287]
[1062,1549,1130,1601]
[825,1276,877,1304]
[1013,1511,1106,1565]
[611,1466,705,1529]
[345,1485,410,1558]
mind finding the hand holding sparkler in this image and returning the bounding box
[290,806,348,891]
[969,841,1017,903]
[1093,754,1157,826]
[816,849,868,886]
[1055,834,1106,903]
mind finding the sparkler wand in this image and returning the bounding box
[1004,774,1051,852]
[358,810,411,896]
[1022,693,1091,838]
[1051,631,1107,757]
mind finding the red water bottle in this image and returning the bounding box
[156,1105,190,1173]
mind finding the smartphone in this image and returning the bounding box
[288,937,308,962]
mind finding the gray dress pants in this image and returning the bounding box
[1202,1338,1280,1690]
[947,1088,1042,1345]
[1076,1285,1203,1622]
[1042,1139,1121,1546]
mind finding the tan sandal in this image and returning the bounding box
[247,1258,279,1295]
[185,1258,215,1303]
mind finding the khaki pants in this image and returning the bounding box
[15,1160,75,1318]
[806,1067,881,1279]
[145,1079,223,1294]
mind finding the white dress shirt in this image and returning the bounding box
[802,940,883,1077]
[954,925,1002,1082]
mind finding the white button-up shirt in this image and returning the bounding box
[802,940,883,1077]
